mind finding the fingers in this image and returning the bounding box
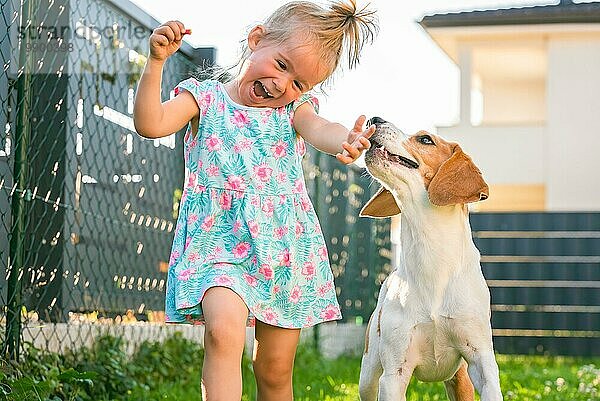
[364,124,376,139]
[153,20,185,43]
[353,115,367,132]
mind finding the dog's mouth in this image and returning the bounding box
[371,139,419,169]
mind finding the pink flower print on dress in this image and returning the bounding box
[305,315,314,326]
[243,273,258,287]
[169,250,180,267]
[185,237,192,249]
[295,221,304,238]
[214,275,235,286]
[231,109,250,128]
[187,213,199,225]
[293,178,304,194]
[205,134,222,151]
[219,192,232,211]
[224,175,247,192]
[279,195,287,205]
[233,138,253,153]
[193,185,206,194]
[317,281,334,297]
[301,261,316,278]
[261,197,274,217]
[276,172,287,183]
[201,215,215,231]
[262,307,279,325]
[260,109,273,124]
[296,137,306,156]
[318,246,328,261]
[187,252,201,263]
[217,101,225,113]
[258,264,273,280]
[273,226,288,240]
[206,164,220,177]
[289,285,302,304]
[232,241,251,259]
[273,285,280,294]
[253,163,273,182]
[250,195,260,207]
[198,91,214,115]
[177,267,195,281]
[232,220,242,233]
[271,140,288,159]
[187,172,197,188]
[319,304,340,320]
[278,248,291,267]
[300,196,312,212]
[248,220,260,238]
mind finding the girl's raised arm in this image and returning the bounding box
[133,21,199,139]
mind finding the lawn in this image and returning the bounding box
[129,345,599,401]
[3,333,598,401]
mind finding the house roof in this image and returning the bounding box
[419,1,600,28]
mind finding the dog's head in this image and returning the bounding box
[360,117,489,218]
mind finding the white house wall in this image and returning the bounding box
[546,39,600,211]
[437,125,545,185]
[482,79,546,125]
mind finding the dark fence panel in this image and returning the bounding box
[303,151,392,324]
[472,212,600,356]
[0,0,212,358]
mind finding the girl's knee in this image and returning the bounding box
[204,316,246,352]
[253,356,294,389]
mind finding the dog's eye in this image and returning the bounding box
[417,135,435,145]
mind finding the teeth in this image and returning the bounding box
[263,84,272,97]
[260,82,273,98]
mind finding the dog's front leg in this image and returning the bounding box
[464,349,503,401]
[377,331,415,401]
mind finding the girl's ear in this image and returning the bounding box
[248,25,267,51]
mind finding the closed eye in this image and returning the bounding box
[417,135,435,145]
[276,59,287,70]
[294,80,303,91]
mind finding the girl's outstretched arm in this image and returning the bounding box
[133,21,199,139]
[293,103,374,164]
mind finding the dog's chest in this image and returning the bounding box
[408,318,462,382]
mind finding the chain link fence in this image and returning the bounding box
[0,0,392,361]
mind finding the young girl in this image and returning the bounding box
[133,1,377,399]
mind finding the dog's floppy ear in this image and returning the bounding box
[428,145,489,206]
[360,187,401,218]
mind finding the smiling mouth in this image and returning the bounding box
[253,81,273,99]
[372,141,419,169]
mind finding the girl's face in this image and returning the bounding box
[228,26,329,108]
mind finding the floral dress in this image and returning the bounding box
[164,78,342,328]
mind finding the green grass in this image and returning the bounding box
[3,334,598,401]
[140,345,599,401]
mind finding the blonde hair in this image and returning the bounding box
[211,1,378,86]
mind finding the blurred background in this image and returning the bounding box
[0,0,599,399]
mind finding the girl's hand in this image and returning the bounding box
[149,20,187,62]
[336,115,375,164]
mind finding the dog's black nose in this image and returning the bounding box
[367,116,387,127]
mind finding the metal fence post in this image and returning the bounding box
[4,0,35,361]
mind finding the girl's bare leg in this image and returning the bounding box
[252,320,301,401]
[201,287,249,401]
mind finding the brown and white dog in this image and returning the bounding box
[358,117,503,401]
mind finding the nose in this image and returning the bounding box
[367,116,387,126]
